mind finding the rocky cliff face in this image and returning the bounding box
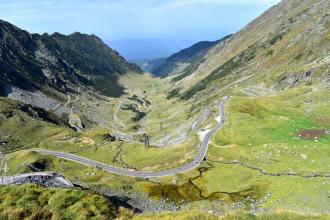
[0,20,141,98]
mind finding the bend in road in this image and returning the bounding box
[33,96,228,178]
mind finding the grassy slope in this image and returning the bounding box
[0,98,72,152]
[202,87,330,212]
[0,184,126,220]
[1,184,328,220]
[174,0,329,99]
[134,210,330,220]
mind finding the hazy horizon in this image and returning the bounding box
[109,38,200,60]
[0,0,281,59]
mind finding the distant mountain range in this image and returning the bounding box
[108,39,197,60]
[141,35,232,77]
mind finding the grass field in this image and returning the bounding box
[0,184,126,220]
[200,86,330,212]
[133,210,330,220]
[210,88,330,173]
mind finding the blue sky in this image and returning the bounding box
[0,0,281,41]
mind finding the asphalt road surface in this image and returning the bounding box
[34,97,228,178]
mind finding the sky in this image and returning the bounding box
[0,0,281,40]
[0,0,281,59]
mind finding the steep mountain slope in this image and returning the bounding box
[0,19,141,98]
[0,19,144,133]
[147,0,329,214]
[168,0,329,99]
[0,20,194,148]
[145,36,232,78]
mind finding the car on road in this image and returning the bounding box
[94,165,102,169]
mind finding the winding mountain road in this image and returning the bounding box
[33,96,228,178]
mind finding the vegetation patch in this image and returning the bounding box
[299,129,327,139]
[0,98,72,153]
[166,88,181,99]
[27,158,50,172]
[171,61,200,83]
[0,184,125,220]
[134,210,330,220]
[94,75,124,98]
[269,32,285,46]
[294,53,304,60]
[141,164,267,205]
[181,46,256,100]
[238,101,268,117]
[128,95,151,106]
[121,103,146,122]
[266,50,274,56]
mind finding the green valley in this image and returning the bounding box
[0,0,329,219]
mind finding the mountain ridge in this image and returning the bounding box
[168,0,329,100]
[0,19,142,98]
[145,35,232,77]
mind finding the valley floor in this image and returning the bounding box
[1,73,329,218]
